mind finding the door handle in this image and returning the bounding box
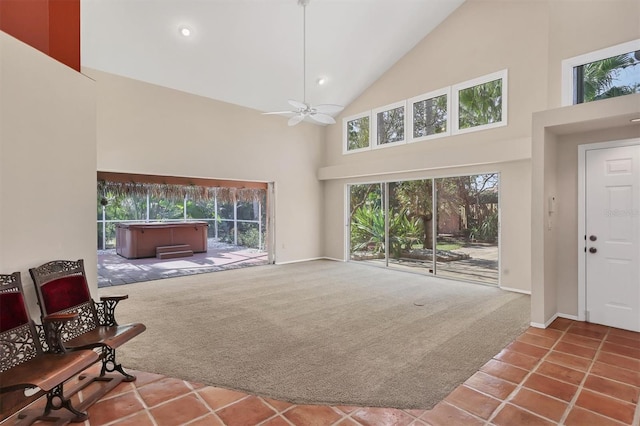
[589,247,597,254]
[589,235,597,241]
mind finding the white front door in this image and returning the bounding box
[585,143,640,332]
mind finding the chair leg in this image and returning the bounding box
[100,346,136,382]
[18,383,88,425]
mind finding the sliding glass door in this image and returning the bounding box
[348,174,499,285]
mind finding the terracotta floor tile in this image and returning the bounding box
[197,387,248,410]
[491,404,556,426]
[534,361,585,385]
[606,333,640,349]
[597,351,640,372]
[404,409,426,418]
[105,381,137,398]
[505,341,548,359]
[188,381,207,390]
[335,406,360,414]
[464,371,517,400]
[602,341,640,359]
[522,373,578,402]
[548,317,573,331]
[261,397,294,412]
[509,388,568,422]
[569,321,610,335]
[559,332,601,349]
[516,333,556,349]
[567,326,607,340]
[554,341,598,359]
[444,384,501,419]
[525,327,563,340]
[282,405,342,426]
[149,394,211,426]
[575,389,636,424]
[187,414,226,426]
[137,377,192,408]
[419,402,484,426]
[335,418,361,426]
[608,327,640,342]
[545,351,592,371]
[583,375,640,404]
[261,415,295,426]
[480,359,529,384]
[564,406,626,426]
[128,370,166,388]
[86,391,144,425]
[215,395,276,426]
[110,410,155,426]
[591,361,640,386]
[493,349,539,370]
[350,407,414,426]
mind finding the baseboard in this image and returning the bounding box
[558,313,579,321]
[530,313,559,329]
[322,257,345,262]
[275,257,326,265]
[530,312,581,329]
[499,286,531,295]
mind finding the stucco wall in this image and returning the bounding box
[86,68,326,264]
[0,32,97,316]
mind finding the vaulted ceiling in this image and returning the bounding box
[81,0,465,117]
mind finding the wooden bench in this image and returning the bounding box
[29,259,146,383]
[0,272,99,424]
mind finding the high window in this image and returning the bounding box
[343,112,371,154]
[373,101,406,148]
[409,88,450,143]
[452,70,508,134]
[562,39,640,106]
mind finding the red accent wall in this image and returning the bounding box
[0,0,80,71]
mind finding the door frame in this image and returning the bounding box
[577,138,640,322]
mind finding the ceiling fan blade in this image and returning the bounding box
[288,99,308,110]
[309,113,336,125]
[314,104,344,115]
[288,114,305,126]
[262,111,294,115]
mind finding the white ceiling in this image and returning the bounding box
[81,0,465,117]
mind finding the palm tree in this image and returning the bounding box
[582,53,639,102]
[458,79,502,129]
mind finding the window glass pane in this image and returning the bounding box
[349,183,384,262]
[186,198,216,220]
[237,201,259,221]
[458,78,503,130]
[413,95,447,138]
[148,197,183,221]
[376,106,405,145]
[346,116,370,151]
[576,51,640,103]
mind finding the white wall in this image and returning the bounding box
[320,0,640,297]
[86,69,326,264]
[0,32,97,316]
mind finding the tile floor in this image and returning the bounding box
[5,318,640,425]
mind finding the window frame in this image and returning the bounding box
[372,100,407,149]
[561,39,640,106]
[342,111,373,155]
[408,87,451,143]
[452,69,508,135]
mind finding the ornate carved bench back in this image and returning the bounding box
[0,273,41,373]
[30,260,98,342]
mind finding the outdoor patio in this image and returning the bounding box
[97,240,268,287]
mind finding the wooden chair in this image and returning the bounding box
[29,259,146,382]
[0,272,99,424]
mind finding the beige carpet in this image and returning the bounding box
[100,260,530,409]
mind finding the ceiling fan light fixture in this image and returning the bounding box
[262,0,344,126]
[179,26,192,37]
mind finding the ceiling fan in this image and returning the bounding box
[263,0,344,126]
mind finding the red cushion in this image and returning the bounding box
[41,275,91,314]
[0,292,29,332]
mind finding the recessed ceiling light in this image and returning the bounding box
[179,26,192,37]
[631,117,640,123]
[317,77,327,86]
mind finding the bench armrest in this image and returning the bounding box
[96,295,128,326]
[42,312,79,354]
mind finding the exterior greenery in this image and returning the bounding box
[346,116,370,151]
[376,106,405,145]
[579,52,640,103]
[413,94,447,138]
[458,79,503,129]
